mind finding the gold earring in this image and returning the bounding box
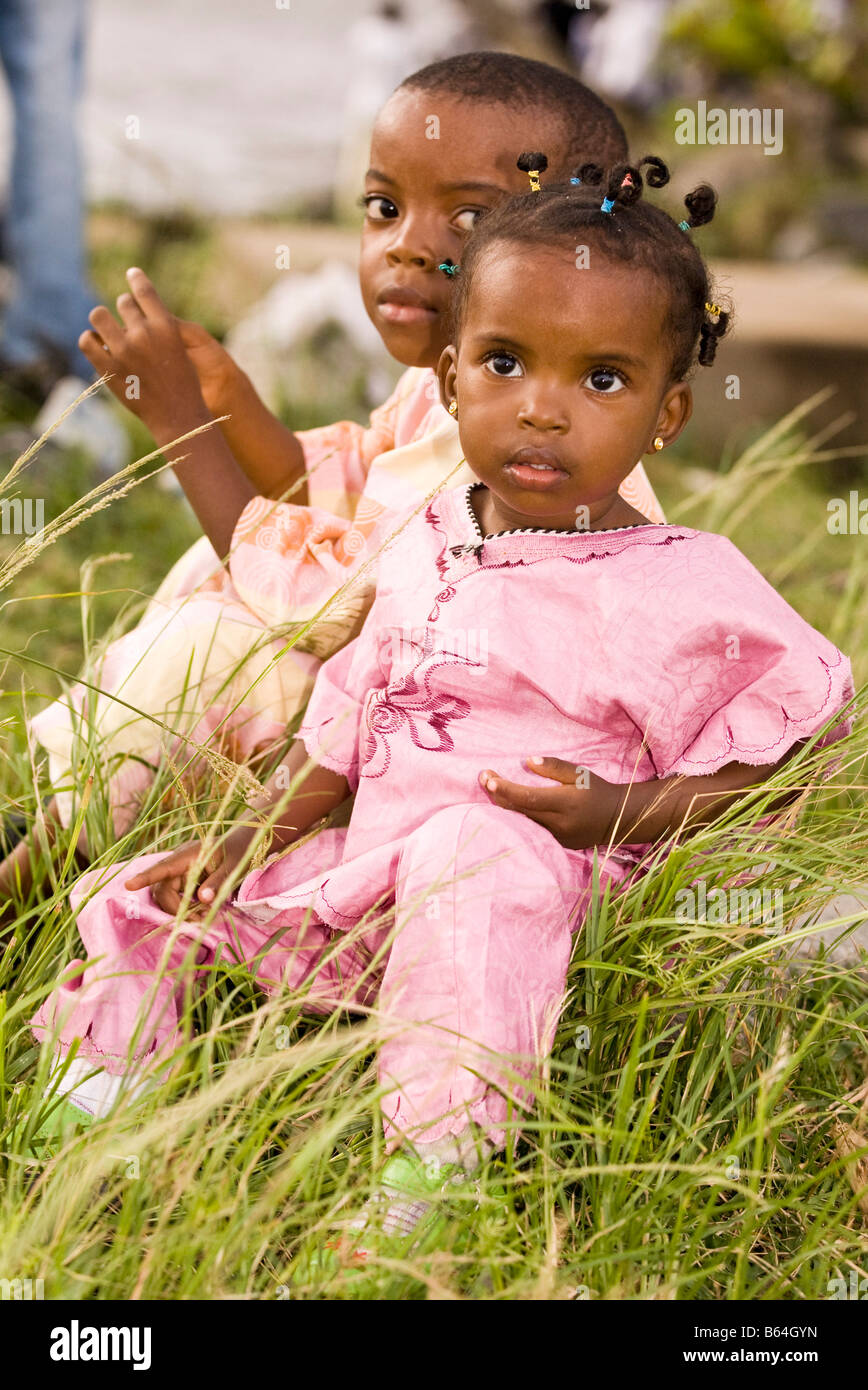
[448,400,458,416]
[653,436,664,451]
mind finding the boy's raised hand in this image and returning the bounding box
[79,268,213,443]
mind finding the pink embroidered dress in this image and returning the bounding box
[31,366,665,842]
[35,485,852,1150]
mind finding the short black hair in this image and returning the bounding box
[399,51,628,172]
[452,156,730,381]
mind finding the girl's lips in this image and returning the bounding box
[504,450,570,491]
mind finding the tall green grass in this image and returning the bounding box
[0,393,866,1300]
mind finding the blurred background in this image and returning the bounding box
[0,0,866,678]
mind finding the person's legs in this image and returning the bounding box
[379,802,580,1163]
[0,0,96,375]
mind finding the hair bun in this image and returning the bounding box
[574,162,604,186]
[684,183,717,228]
[606,163,642,207]
[516,151,549,172]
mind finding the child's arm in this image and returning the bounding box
[124,741,348,913]
[478,749,803,851]
[80,270,257,558]
[173,314,308,504]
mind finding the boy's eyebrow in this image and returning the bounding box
[436,179,508,198]
[364,171,507,200]
[365,167,398,185]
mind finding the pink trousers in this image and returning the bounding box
[34,804,587,1149]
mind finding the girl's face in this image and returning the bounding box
[359,88,571,369]
[438,241,693,533]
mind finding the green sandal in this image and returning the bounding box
[293,1149,509,1297]
[11,1098,95,1159]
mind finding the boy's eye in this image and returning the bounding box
[587,368,626,394]
[484,352,523,378]
[453,208,486,233]
[363,195,399,222]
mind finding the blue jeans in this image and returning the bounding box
[0,0,96,375]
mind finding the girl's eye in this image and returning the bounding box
[453,208,485,233]
[587,368,626,394]
[363,195,399,222]
[484,352,523,378]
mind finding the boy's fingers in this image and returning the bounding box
[89,305,124,351]
[126,267,169,319]
[176,318,216,349]
[78,329,110,364]
[116,291,146,328]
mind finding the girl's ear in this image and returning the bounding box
[437,345,459,413]
[652,381,693,451]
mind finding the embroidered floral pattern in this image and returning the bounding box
[361,649,477,778]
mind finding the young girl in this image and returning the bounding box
[33,155,852,1279]
[2,53,663,900]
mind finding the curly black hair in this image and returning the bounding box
[452,155,731,381]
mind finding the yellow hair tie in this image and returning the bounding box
[705,301,721,316]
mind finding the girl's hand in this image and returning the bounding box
[124,827,255,916]
[479,758,620,850]
[481,750,800,849]
[79,268,211,442]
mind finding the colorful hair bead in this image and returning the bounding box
[678,219,691,232]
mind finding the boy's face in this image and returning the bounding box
[360,87,571,369]
[438,242,692,532]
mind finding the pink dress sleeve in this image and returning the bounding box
[296,603,388,790]
[226,369,442,648]
[635,535,853,778]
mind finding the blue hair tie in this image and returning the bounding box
[438,259,459,278]
[600,196,615,214]
[570,176,582,185]
[678,220,691,232]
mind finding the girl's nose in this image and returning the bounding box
[518,394,570,433]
